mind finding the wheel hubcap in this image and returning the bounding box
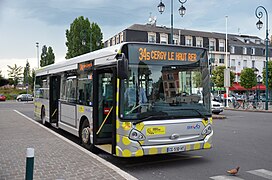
[82,127,89,144]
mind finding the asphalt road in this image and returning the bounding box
[1,101,272,180]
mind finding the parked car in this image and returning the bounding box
[211,100,224,114]
[16,94,33,101]
[0,94,6,101]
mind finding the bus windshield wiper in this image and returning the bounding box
[179,108,209,120]
[133,111,168,124]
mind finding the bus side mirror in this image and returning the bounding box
[117,53,129,79]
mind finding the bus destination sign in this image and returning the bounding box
[138,47,197,62]
[128,44,206,65]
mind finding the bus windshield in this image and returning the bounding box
[120,63,211,121]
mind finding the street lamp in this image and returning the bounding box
[157,0,187,44]
[255,5,269,110]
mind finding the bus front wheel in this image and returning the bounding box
[80,120,97,153]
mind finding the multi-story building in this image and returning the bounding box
[104,23,272,91]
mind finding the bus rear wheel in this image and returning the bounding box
[80,120,98,153]
[41,107,46,125]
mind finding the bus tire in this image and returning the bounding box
[41,106,50,127]
[80,119,98,153]
[41,106,46,125]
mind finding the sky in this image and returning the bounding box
[0,0,271,78]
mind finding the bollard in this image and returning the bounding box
[25,148,34,180]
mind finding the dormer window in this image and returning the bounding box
[255,39,261,44]
[244,39,250,44]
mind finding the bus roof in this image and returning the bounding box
[36,42,207,76]
[36,43,124,76]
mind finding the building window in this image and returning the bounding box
[243,60,247,69]
[209,40,215,51]
[209,54,215,63]
[148,32,156,43]
[255,39,261,44]
[196,37,203,47]
[185,36,192,46]
[243,47,247,54]
[230,59,236,71]
[160,33,168,44]
[244,39,250,44]
[251,48,255,55]
[252,60,255,68]
[230,46,235,53]
[173,35,179,45]
[219,40,225,52]
[219,55,224,64]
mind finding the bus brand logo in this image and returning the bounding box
[187,124,201,130]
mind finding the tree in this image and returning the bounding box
[7,64,23,88]
[40,45,55,67]
[30,69,36,91]
[240,68,257,90]
[211,66,235,88]
[0,70,9,87]
[65,16,103,59]
[262,61,272,90]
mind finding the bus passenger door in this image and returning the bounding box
[93,68,116,153]
[49,75,60,124]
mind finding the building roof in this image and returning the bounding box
[125,24,267,47]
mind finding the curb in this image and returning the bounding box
[225,108,272,113]
[212,114,226,119]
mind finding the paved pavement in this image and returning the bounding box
[0,108,137,180]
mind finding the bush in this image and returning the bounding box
[0,88,32,100]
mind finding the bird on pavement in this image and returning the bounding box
[227,166,240,175]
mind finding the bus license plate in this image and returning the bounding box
[167,145,185,153]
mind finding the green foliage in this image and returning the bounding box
[40,45,55,67]
[0,78,9,86]
[193,71,202,88]
[0,88,31,100]
[23,61,31,85]
[7,64,23,88]
[211,66,235,87]
[240,68,257,89]
[31,69,36,91]
[262,61,272,90]
[65,16,103,59]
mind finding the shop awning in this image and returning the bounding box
[251,84,266,91]
[229,82,266,91]
[229,82,246,91]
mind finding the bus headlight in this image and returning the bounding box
[129,129,146,141]
[201,124,212,135]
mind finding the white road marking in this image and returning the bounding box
[247,169,272,179]
[210,175,244,180]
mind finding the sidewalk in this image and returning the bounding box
[0,109,137,180]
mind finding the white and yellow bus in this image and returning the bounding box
[34,42,213,157]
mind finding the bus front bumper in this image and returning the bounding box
[115,131,213,157]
